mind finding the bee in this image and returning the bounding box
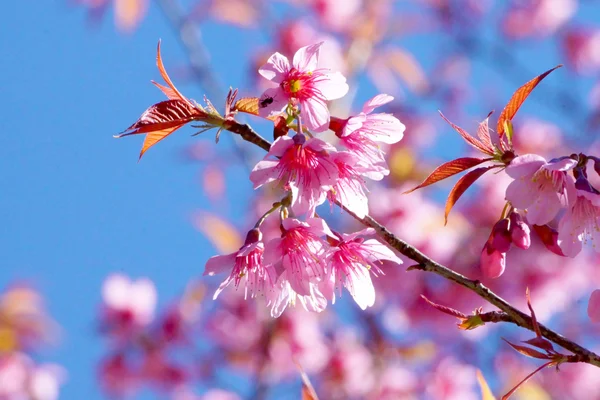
[260,96,274,108]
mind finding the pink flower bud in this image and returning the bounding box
[491,218,512,253]
[588,289,600,323]
[509,212,531,249]
[480,241,506,279]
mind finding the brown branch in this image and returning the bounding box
[223,118,600,369]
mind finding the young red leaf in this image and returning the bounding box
[404,157,490,194]
[526,288,542,338]
[439,112,495,156]
[476,112,495,152]
[501,361,555,400]
[156,40,190,105]
[444,166,497,224]
[503,339,550,360]
[115,99,205,159]
[496,65,562,138]
[295,360,319,400]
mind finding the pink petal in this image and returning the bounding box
[360,113,406,144]
[341,114,366,137]
[292,42,323,72]
[340,228,376,241]
[334,178,369,218]
[307,217,335,237]
[281,218,310,231]
[525,188,562,225]
[301,97,330,132]
[558,212,584,257]
[258,87,288,117]
[258,52,290,82]
[313,71,349,100]
[204,253,237,276]
[545,157,577,171]
[588,289,600,323]
[505,176,538,209]
[505,154,546,179]
[362,94,394,114]
[344,269,375,310]
[249,160,280,189]
[362,239,403,264]
[266,135,294,158]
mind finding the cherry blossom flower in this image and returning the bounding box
[101,274,157,333]
[321,228,402,309]
[250,134,338,215]
[332,94,405,179]
[505,154,577,225]
[558,189,600,257]
[257,42,349,132]
[267,272,327,318]
[0,353,65,400]
[263,218,332,299]
[204,228,275,300]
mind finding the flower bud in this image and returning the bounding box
[509,212,531,249]
[480,240,506,279]
[491,218,512,253]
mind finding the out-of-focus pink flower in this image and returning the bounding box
[327,152,370,218]
[558,189,600,257]
[311,0,362,32]
[0,353,65,400]
[505,154,577,225]
[321,228,402,310]
[425,357,478,400]
[101,274,157,331]
[588,289,600,323]
[204,228,275,300]
[562,28,600,74]
[257,42,349,132]
[199,389,242,400]
[502,0,576,39]
[264,218,331,298]
[333,94,405,179]
[250,135,339,215]
[99,353,138,396]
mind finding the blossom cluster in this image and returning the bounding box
[204,42,406,317]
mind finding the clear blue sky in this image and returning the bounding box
[2,1,599,399]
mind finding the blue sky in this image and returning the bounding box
[2,1,600,399]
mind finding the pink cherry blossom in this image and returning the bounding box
[321,228,402,310]
[263,218,331,299]
[558,189,600,257]
[505,154,577,225]
[333,94,405,179]
[266,272,327,318]
[204,228,275,300]
[588,289,600,323]
[101,274,157,331]
[257,42,349,132]
[327,152,370,218]
[250,134,338,215]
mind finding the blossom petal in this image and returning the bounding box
[301,97,330,132]
[345,270,375,310]
[204,253,236,276]
[313,71,349,100]
[360,113,406,144]
[545,157,577,171]
[259,52,290,82]
[505,154,546,178]
[362,94,394,114]
[258,87,288,117]
[525,187,562,225]
[249,160,280,189]
[505,177,538,209]
[588,289,600,323]
[293,42,323,72]
[558,213,583,257]
[362,239,403,264]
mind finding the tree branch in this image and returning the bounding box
[224,118,600,369]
